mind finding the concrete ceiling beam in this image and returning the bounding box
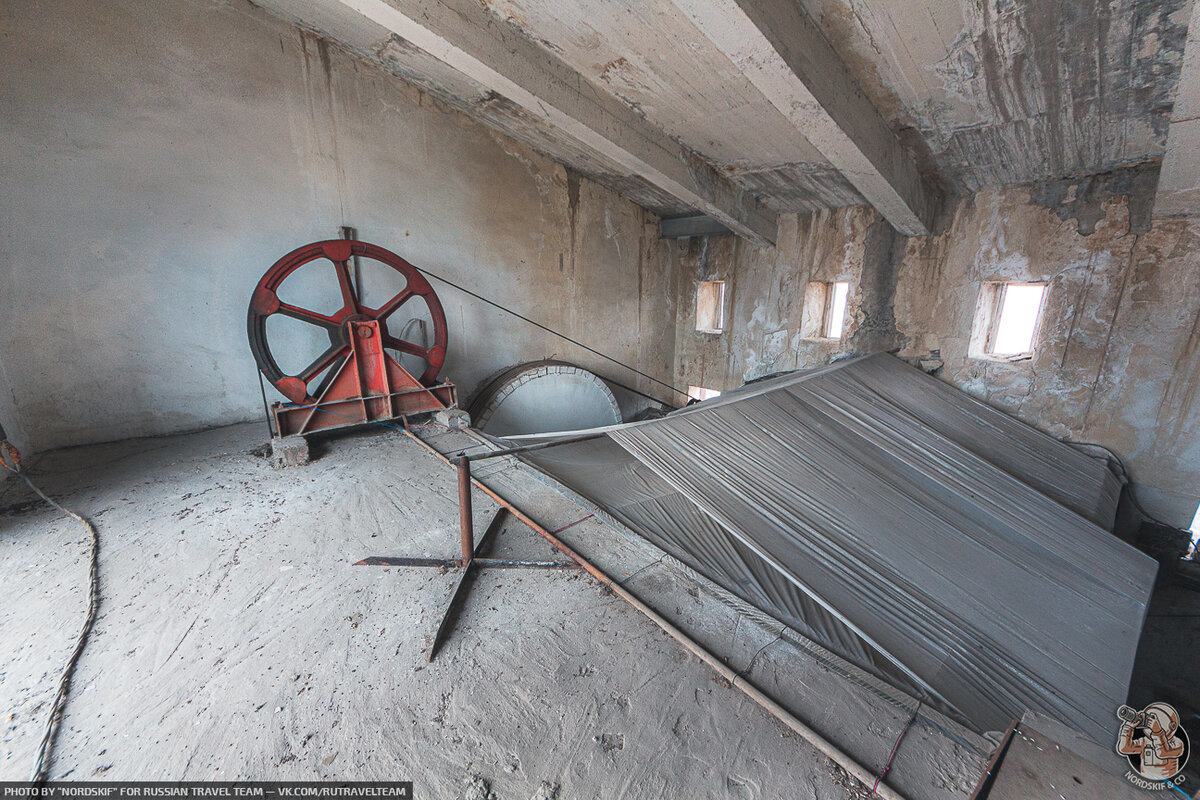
[1155,0,1200,218]
[661,215,734,238]
[671,0,938,236]
[316,0,777,246]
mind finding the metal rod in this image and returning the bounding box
[453,431,609,464]
[355,556,453,567]
[428,564,473,662]
[340,225,363,299]
[414,267,685,406]
[403,428,910,800]
[472,507,507,560]
[471,558,576,569]
[428,508,508,661]
[257,371,275,439]
[458,456,474,561]
[966,720,1017,800]
[356,556,577,569]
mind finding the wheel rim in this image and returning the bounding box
[247,239,448,404]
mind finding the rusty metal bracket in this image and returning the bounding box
[426,507,506,661]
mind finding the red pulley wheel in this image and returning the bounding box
[247,240,449,405]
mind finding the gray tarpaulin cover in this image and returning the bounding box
[526,353,1157,743]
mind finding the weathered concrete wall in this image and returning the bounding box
[673,179,1200,528]
[671,206,899,392]
[896,187,1200,528]
[0,0,674,453]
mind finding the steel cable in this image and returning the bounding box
[3,459,100,783]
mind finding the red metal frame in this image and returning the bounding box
[272,319,454,436]
[247,239,456,436]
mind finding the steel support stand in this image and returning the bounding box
[356,456,576,661]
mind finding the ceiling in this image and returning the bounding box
[255,0,1196,236]
[799,0,1191,193]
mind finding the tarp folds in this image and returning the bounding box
[527,354,1156,743]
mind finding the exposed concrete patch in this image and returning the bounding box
[269,435,310,468]
[1029,161,1162,235]
[432,408,471,429]
[848,217,907,354]
[671,207,893,391]
[800,0,1190,194]
[458,776,496,800]
[728,161,864,213]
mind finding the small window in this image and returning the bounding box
[695,281,725,333]
[1186,503,1200,561]
[992,284,1046,355]
[688,385,721,402]
[970,282,1047,360]
[824,281,850,339]
[800,281,852,340]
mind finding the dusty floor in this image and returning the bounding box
[0,422,993,798]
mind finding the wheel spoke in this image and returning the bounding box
[276,302,340,330]
[372,287,415,320]
[332,258,360,314]
[383,335,428,359]
[298,343,350,383]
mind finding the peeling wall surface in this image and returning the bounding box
[398,0,1192,212]
[0,0,675,453]
[255,0,1194,217]
[674,181,1200,528]
[896,186,1200,527]
[800,0,1193,194]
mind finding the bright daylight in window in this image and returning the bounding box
[824,281,850,339]
[991,283,1046,356]
[1186,504,1200,560]
[688,386,721,402]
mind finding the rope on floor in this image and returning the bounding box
[3,457,101,783]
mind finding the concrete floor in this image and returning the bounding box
[0,422,991,798]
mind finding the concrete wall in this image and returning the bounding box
[673,180,1200,528]
[671,206,900,392]
[0,0,675,453]
[896,187,1200,528]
